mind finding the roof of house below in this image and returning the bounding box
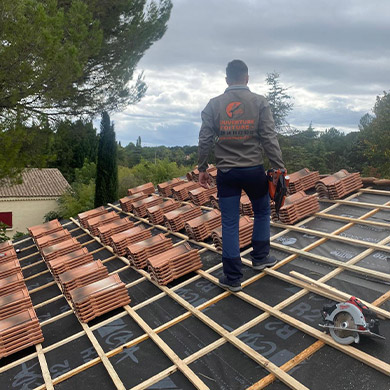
[0,168,70,198]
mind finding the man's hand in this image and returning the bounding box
[199,171,211,189]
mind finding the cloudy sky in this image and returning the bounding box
[110,0,390,147]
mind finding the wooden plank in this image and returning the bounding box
[315,212,390,228]
[247,340,325,389]
[288,270,390,319]
[124,305,209,390]
[35,344,54,390]
[271,222,390,253]
[320,198,390,210]
[271,242,390,282]
[236,289,390,376]
[134,270,309,390]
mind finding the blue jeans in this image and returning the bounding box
[217,165,270,283]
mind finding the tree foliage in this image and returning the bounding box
[94,112,118,207]
[0,0,172,119]
[358,91,390,177]
[265,72,294,134]
[51,119,98,182]
[0,116,54,183]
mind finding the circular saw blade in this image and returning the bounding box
[329,311,360,345]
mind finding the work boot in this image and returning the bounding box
[218,276,242,292]
[252,255,277,271]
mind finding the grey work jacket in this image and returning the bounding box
[198,85,284,172]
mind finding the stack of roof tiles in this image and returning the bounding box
[97,218,134,245]
[69,274,130,323]
[147,243,202,285]
[240,194,254,217]
[163,204,203,232]
[288,168,320,194]
[78,206,107,228]
[171,181,201,201]
[0,287,32,319]
[271,191,320,224]
[0,309,44,358]
[188,186,218,206]
[212,216,254,251]
[119,193,148,212]
[208,168,217,185]
[210,194,220,209]
[184,209,222,241]
[0,240,14,252]
[132,195,163,218]
[126,233,173,269]
[0,242,44,358]
[0,257,22,279]
[86,211,120,236]
[127,182,155,196]
[315,170,363,199]
[35,230,72,253]
[157,178,185,197]
[47,248,94,281]
[42,238,82,263]
[186,168,199,182]
[110,225,152,256]
[28,219,64,240]
[58,260,109,300]
[146,199,181,225]
[0,246,17,263]
[0,273,25,296]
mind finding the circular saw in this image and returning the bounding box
[319,297,385,345]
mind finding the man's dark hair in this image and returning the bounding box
[226,60,248,83]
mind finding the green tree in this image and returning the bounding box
[265,72,294,134]
[359,91,390,177]
[0,116,54,184]
[51,119,98,182]
[0,0,172,119]
[94,112,118,206]
[0,0,172,182]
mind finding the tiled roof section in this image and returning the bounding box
[0,168,70,198]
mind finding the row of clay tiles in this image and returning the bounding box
[0,241,44,359]
[28,220,130,323]
[78,204,205,285]
[188,168,362,224]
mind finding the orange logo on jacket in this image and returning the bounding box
[226,102,244,118]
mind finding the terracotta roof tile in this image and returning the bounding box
[127,182,155,196]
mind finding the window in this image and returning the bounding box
[0,212,12,228]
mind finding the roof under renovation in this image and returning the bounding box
[1,170,390,390]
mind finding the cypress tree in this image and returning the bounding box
[94,112,118,207]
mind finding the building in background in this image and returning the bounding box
[0,168,69,236]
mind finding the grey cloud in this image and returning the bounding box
[110,0,389,146]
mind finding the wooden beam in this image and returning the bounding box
[35,344,54,390]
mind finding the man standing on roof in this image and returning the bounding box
[197,59,285,292]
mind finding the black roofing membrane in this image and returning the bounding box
[55,363,116,390]
[0,357,45,390]
[92,316,145,353]
[243,275,302,307]
[2,189,390,390]
[18,252,43,267]
[136,295,187,328]
[30,283,61,305]
[45,335,99,379]
[204,294,264,331]
[284,345,390,390]
[159,316,221,359]
[35,296,70,322]
[188,342,269,390]
[109,338,173,389]
[21,260,48,278]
